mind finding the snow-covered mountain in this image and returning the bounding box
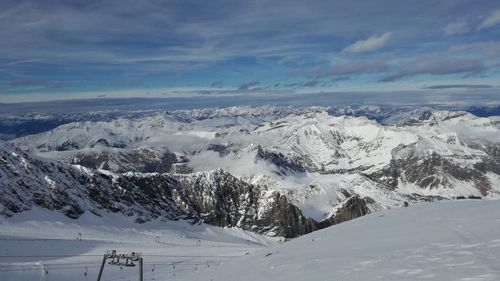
[3,106,500,238]
[0,139,366,238]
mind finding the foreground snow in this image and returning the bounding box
[0,208,275,281]
[1,200,499,281]
[177,200,500,281]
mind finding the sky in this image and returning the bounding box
[0,0,500,103]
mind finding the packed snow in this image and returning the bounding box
[0,208,275,281]
[176,200,500,281]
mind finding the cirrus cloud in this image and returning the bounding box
[343,33,392,53]
[443,21,470,35]
[381,56,485,82]
[478,9,500,30]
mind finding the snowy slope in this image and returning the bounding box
[177,200,500,281]
[0,208,275,281]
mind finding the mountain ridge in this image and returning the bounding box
[2,106,500,238]
[0,140,369,238]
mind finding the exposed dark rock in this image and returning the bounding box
[56,141,81,151]
[92,138,110,147]
[366,143,498,196]
[207,144,232,157]
[364,158,400,189]
[318,195,370,228]
[418,110,432,121]
[474,159,500,174]
[256,146,306,175]
[69,148,179,173]
[256,192,318,238]
[63,203,84,219]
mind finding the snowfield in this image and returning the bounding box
[176,200,500,281]
[0,208,275,281]
[2,200,500,281]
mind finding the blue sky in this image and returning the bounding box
[0,0,500,103]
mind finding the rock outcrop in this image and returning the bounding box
[1,142,368,238]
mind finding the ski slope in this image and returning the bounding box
[0,208,275,281]
[1,199,499,281]
[177,200,500,281]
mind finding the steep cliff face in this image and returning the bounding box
[1,141,90,218]
[256,192,319,237]
[169,170,261,227]
[0,141,188,221]
[256,146,307,175]
[70,148,180,173]
[318,195,370,228]
[1,141,368,238]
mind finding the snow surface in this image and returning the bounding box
[2,201,499,281]
[0,208,275,281]
[176,200,500,281]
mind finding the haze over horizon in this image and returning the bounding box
[1,0,500,103]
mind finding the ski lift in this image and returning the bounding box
[106,250,117,257]
[108,255,121,265]
[121,254,137,267]
[97,250,143,281]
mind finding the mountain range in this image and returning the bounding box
[2,106,500,238]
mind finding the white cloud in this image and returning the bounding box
[443,21,470,35]
[478,9,500,30]
[343,33,391,53]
